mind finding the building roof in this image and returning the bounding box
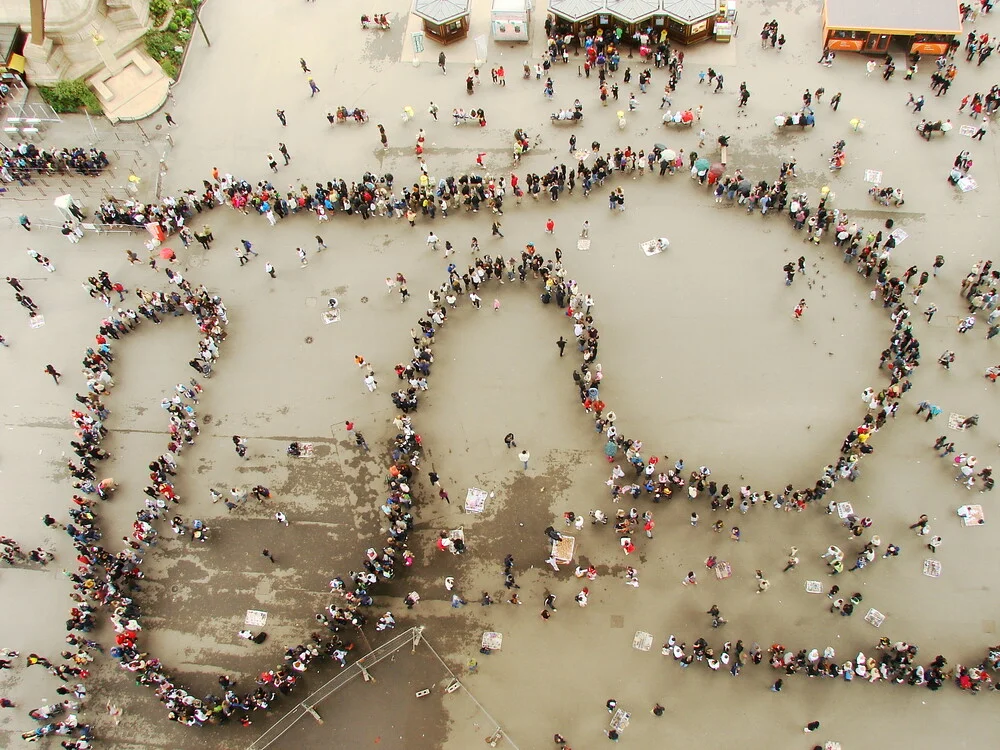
[412,0,471,24]
[660,0,717,23]
[824,0,962,33]
[605,0,660,22]
[492,0,530,12]
[549,0,606,22]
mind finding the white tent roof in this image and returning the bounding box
[549,0,606,21]
[413,0,471,24]
[606,0,660,22]
[660,0,717,23]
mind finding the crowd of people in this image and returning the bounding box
[4,266,366,735]
[23,120,990,741]
[1,143,110,185]
[8,9,1000,742]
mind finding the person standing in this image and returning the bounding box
[438,52,447,74]
[308,77,320,96]
[504,433,517,449]
[793,299,807,319]
[265,262,276,278]
[278,142,291,165]
[804,720,820,733]
[556,336,567,356]
[18,214,30,231]
[973,117,988,141]
[276,108,287,126]
[518,449,530,469]
[233,435,248,459]
[428,102,439,120]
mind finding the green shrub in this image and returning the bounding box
[175,7,194,27]
[160,59,178,80]
[145,30,183,65]
[38,78,103,114]
[150,0,172,25]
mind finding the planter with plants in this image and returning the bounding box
[146,0,202,81]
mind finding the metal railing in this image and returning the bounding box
[246,625,518,750]
[246,626,425,750]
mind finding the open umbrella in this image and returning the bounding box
[694,158,710,172]
[654,143,668,151]
[662,148,676,161]
[680,110,694,123]
[709,163,725,176]
[940,120,953,132]
[159,247,176,260]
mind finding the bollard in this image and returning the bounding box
[302,704,323,725]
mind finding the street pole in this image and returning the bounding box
[195,4,211,47]
[135,120,150,145]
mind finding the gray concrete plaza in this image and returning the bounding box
[1,0,999,748]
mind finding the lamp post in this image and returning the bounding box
[195,2,211,47]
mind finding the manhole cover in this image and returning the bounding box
[305,336,313,344]
[171,585,178,592]
[360,296,368,303]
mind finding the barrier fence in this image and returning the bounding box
[247,625,518,750]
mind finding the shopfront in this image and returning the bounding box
[659,0,718,44]
[548,0,719,44]
[413,0,472,45]
[603,0,660,39]
[822,0,961,56]
[549,0,607,37]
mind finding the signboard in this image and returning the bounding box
[245,609,268,627]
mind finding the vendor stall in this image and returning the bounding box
[551,534,576,563]
[605,0,660,38]
[413,0,472,45]
[659,0,719,44]
[549,0,606,37]
[492,0,532,41]
[822,0,961,56]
